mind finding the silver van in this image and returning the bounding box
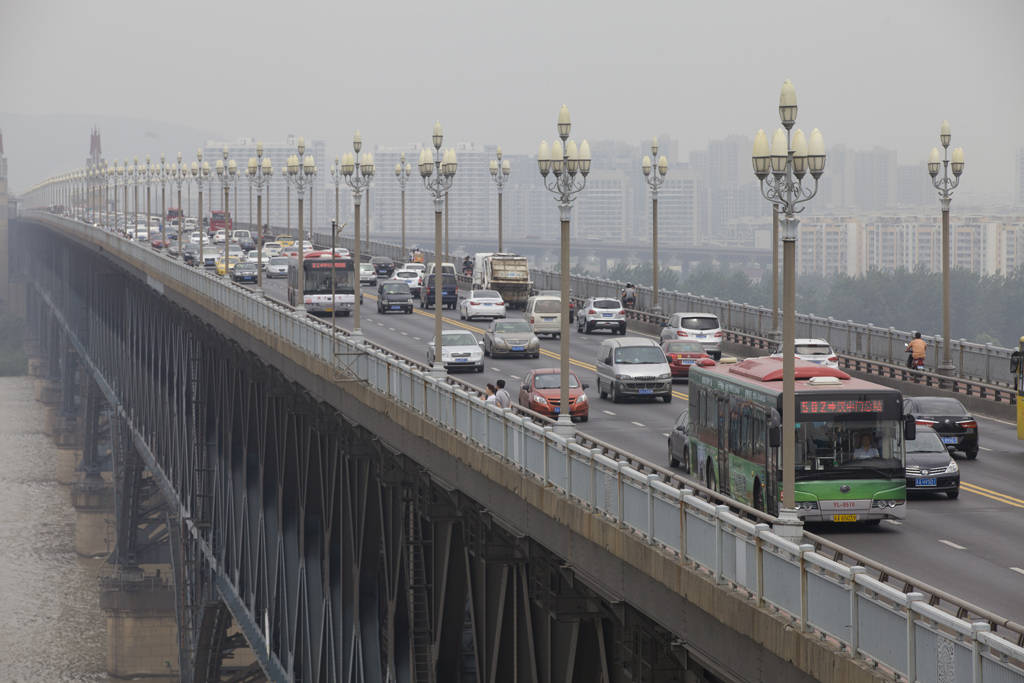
[525,295,562,337]
[595,337,673,403]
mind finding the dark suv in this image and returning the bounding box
[376,282,413,314]
[421,274,458,310]
[903,396,979,459]
[370,256,396,278]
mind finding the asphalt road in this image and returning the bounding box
[254,276,1024,623]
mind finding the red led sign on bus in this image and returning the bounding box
[307,261,350,269]
[798,399,884,415]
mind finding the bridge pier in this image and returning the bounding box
[100,570,179,681]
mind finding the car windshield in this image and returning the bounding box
[440,333,477,346]
[665,341,703,354]
[534,373,580,390]
[592,299,619,309]
[494,321,532,334]
[360,264,374,272]
[372,257,392,264]
[794,344,832,356]
[906,430,946,453]
[794,420,904,479]
[534,300,560,313]
[679,316,719,330]
[613,347,665,364]
[912,398,967,415]
[395,271,418,278]
[269,257,289,265]
[381,283,409,294]
[476,290,501,299]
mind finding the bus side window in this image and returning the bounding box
[741,406,751,460]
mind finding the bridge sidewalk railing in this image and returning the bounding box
[34,213,1024,682]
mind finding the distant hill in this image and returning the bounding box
[0,112,221,194]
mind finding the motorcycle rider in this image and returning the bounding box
[621,282,637,308]
[905,332,926,369]
[462,254,473,276]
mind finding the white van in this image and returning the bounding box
[525,295,562,337]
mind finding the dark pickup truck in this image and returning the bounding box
[421,274,458,310]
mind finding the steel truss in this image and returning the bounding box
[18,223,705,683]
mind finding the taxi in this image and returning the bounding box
[215,256,241,276]
[276,234,296,247]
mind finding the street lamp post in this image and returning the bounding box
[286,138,316,313]
[247,143,273,293]
[159,154,170,253]
[215,147,237,276]
[171,153,186,258]
[538,104,592,435]
[642,139,668,314]
[489,147,511,252]
[928,122,965,378]
[109,161,118,231]
[144,156,153,237]
[751,79,826,534]
[341,131,375,339]
[191,149,211,269]
[419,122,458,376]
[330,157,342,239]
[130,158,139,233]
[394,153,412,256]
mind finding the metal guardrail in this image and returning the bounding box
[33,214,1024,681]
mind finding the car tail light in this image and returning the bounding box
[676,330,688,337]
[470,301,479,306]
[828,356,838,363]
[714,331,723,338]
[588,309,596,315]
[617,309,625,315]
[957,420,977,429]
[529,316,535,324]
[916,419,937,426]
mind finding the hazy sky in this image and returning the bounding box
[2,0,1022,199]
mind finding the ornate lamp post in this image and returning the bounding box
[247,143,273,292]
[538,104,592,435]
[108,161,118,231]
[489,146,511,252]
[419,122,458,375]
[143,155,153,236]
[171,153,187,258]
[751,79,826,533]
[285,138,316,312]
[158,154,170,251]
[129,158,140,233]
[190,149,211,267]
[641,139,668,314]
[215,147,237,276]
[341,131,375,338]
[394,153,412,256]
[928,122,965,378]
[329,157,342,238]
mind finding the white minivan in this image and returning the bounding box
[525,295,562,337]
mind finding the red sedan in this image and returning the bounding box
[662,340,716,379]
[517,368,589,422]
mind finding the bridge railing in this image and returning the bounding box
[36,214,1024,681]
[320,234,1015,388]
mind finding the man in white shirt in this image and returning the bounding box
[494,379,512,409]
[853,433,879,460]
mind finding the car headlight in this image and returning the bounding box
[492,337,508,348]
[794,501,819,510]
[575,393,587,403]
[615,373,630,380]
[657,373,671,380]
[533,395,548,406]
[945,460,959,474]
[529,338,540,348]
[871,499,905,508]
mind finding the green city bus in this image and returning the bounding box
[679,357,912,523]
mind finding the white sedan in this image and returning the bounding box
[770,338,840,368]
[458,290,507,321]
[246,250,272,267]
[427,330,485,373]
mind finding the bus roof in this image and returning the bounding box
[693,356,896,395]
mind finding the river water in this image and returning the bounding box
[0,376,109,681]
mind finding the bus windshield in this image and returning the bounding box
[303,260,354,293]
[794,419,903,479]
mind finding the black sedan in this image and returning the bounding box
[905,425,960,498]
[903,396,979,459]
[371,256,396,278]
[231,262,259,283]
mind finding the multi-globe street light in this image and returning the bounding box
[340,131,375,338]
[641,139,668,314]
[538,104,592,435]
[394,153,412,255]
[191,149,211,267]
[489,147,511,252]
[170,153,187,258]
[751,79,826,532]
[129,158,139,232]
[285,138,316,312]
[247,143,273,292]
[418,122,458,375]
[107,161,118,231]
[215,147,237,276]
[143,156,153,236]
[928,122,965,378]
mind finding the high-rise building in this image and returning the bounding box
[897,163,930,208]
[1015,148,1024,207]
[853,147,898,211]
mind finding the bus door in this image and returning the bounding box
[765,409,781,516]
[714,397,729,493]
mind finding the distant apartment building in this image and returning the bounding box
[795,217,863,277]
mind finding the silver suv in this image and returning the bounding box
[577,297,626,334]
[659,312,723,359]
[595,337,672,403]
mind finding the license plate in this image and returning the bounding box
[915,478,937,487]
[542,317,555,321]
[697,334,707,340]
[552,407,560,414]
[682,359,695,365]
[454,358,468,363]
[638,388,653,395]
[511,346,524,351]
[391,305,402,310]
[833,514,857,522]
[324,307,333,312]
[940,436,958,444]
[603,313,612,317]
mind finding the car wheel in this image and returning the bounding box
[705,460,716,492]
[663,393,672,404]
[476,365,484,373]
[947,488,960,499]
[753,481,763,512]
[620,324,627,335]
[598,379,608,400]
[553,332,560,339]
[668,446,679,469]
[532,352,540,359]
[864,519,882,526]
[483,345,490,357]
[610,383,620,403]
[579,414,588,423]
[965,448,978,460]
[459,309,464,320]
[585,322,593,334]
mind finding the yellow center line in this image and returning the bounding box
[960,482,1024,509]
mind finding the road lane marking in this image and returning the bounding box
[978,446,992,451]
[631,421,645,427]
[1011,567,1024,577]
[509,375,520,380]
[883,520,903,526]
[388,327,396,331]
[413,336,421,341]
[662,433,670,438]
[939,539,966,550]
[602,410,616,416]
[401,331,408,336]
[960,482,1024,509]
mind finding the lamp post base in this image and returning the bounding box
[553,415,575,438]
[428,363,447,378]
[650,304,663,317]
[349,328,365,343]
[936,360,956,377]
[294,304,306,315]
[772,508,804,542]
[767,328,782,346]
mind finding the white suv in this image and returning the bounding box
[771,338,839,368]
[659,312,723,359]
[577,297,626,334]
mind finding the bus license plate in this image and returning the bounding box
[915,478,937,487]
[638,388,653,395]
[832,514,857,522]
